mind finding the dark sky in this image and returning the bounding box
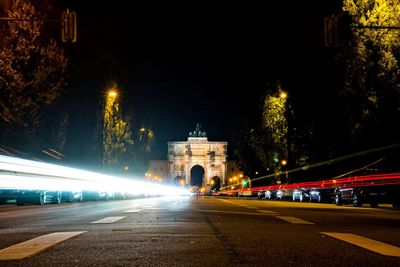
[58,1,343,160]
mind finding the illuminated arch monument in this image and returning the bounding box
[168,124,227,187]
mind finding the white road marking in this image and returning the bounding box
[0,231,86,261]
[276,216,314,225]
[218,199,233,204]
[90,216,126,224]
[196,209,276,216]
[321,232,400,257]
[256,210,277,214]
[123,209,142,213]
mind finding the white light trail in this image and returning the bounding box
[0,155,190,197]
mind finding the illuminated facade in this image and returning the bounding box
[147,124,232,187]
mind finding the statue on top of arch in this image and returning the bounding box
[189,123,207,138]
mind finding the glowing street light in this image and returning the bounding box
[280,91,287,99]
[108,90,118,97]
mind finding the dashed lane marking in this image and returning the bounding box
[196,210,276,216]
[256,210,277,214]
[90,216,126,224]
[218,199,233,204]
[321,232,400,257]
[123,209,143,213]
[0,231,86,261]
[245,206,259,209]
[276,216,314,225]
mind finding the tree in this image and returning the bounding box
[261,83,289,183]
[0,0,67,149]
[342,0,400,148]
[130,127,154,175]
[102,89,134,171]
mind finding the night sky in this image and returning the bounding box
[57,1,344,161]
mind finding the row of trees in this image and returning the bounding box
[233,0,400,184]
[0,0,68,154]
[0,0,153,174]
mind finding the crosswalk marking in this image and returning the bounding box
[276,216,314,225]
[0,231,86,261]
[90,216,126,224]
[123,209,142,213]
[321,232,400,257]
[256,209,277,214]
[196,209,275,216]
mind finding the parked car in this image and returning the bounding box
[61,191,83,202]
[308,188,335,203]
[276,189,292,200]
[0,189,20,204]
[335,185,400,208]
[17,190,62,205]
[264,190,276,200]
[82,190,114,201]
[292,189,308,202]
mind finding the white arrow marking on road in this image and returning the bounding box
[0,231,86,261]
[90,216,126,224]
[276,216,314,225]
[321,232,400,257]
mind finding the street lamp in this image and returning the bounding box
[108,90,118,97]
[102,87,119,168]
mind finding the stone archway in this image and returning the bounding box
[190,165,204,187]
[167,124,228,187]
[211,176,221,191]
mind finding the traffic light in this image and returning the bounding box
[324,16,339,48]
[61,9,77,43]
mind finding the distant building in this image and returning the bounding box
[146,124,243,189]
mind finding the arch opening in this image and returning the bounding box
[190,165,204,187]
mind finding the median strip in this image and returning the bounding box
[0,231,86,261]
[90,216,126,224]
[321,232,400,257]
[276,216,314,224]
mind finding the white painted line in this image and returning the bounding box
[123,209,142,213]
[256,209,277,214]
[276,216,314,225]
[321,232,400,257]
[218,199,233,204]
[196,210,275,216]
[0,231,86,261]
[90,216,126,224]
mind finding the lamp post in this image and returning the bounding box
[102,88,118,168]
[280,91,292,184]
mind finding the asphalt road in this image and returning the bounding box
[0,197,399,266]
